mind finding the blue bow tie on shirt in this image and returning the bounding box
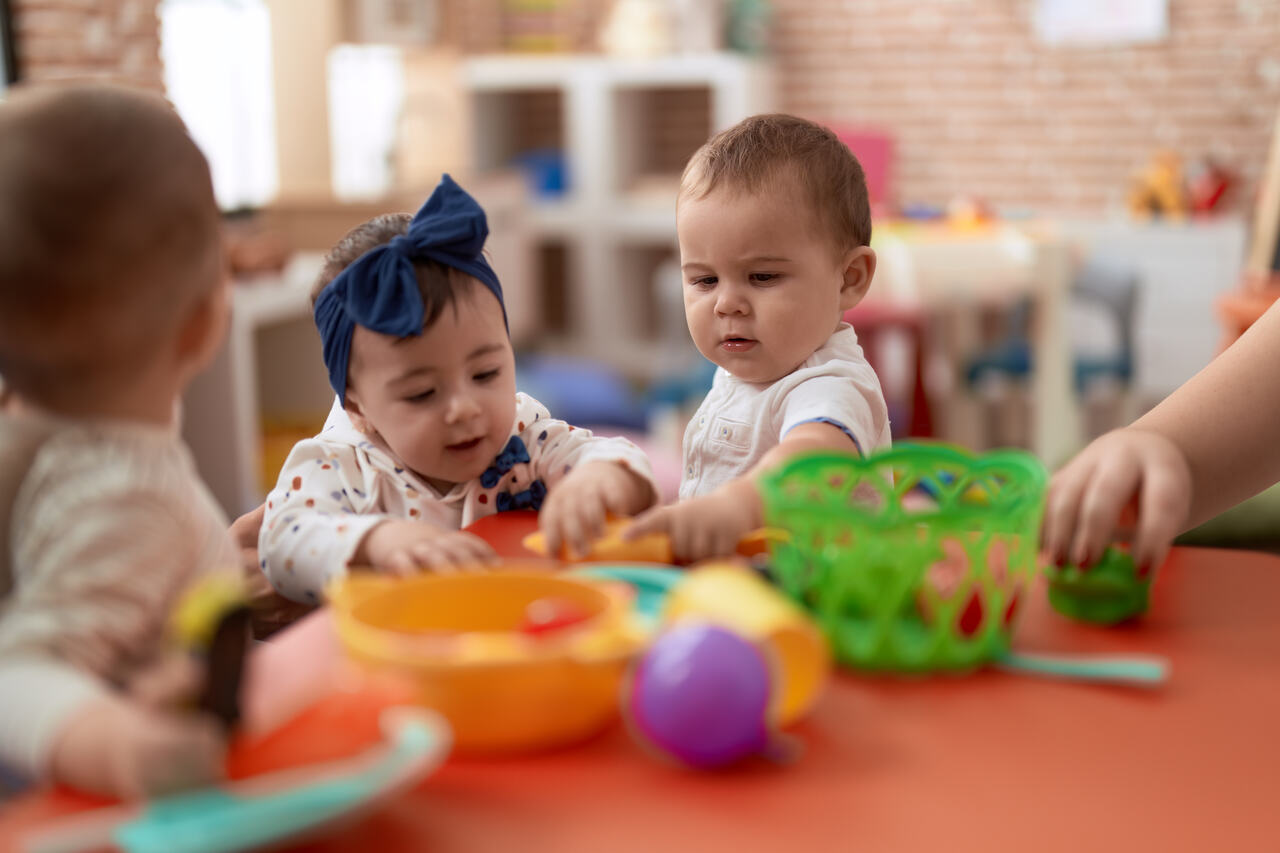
[497,480,547,513]
[313,174,509,404]
[480,436,531,489]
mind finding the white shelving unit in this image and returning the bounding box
[461,53,775,374]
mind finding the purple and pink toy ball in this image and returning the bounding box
[625,623,776,769]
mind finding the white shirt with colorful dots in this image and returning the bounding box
[259,392,657,603]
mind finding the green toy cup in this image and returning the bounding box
[759,443,1047,673]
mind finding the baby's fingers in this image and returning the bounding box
[1071,453,1140,567]
[383,549,420,577]
[557,498,605,560]
[453,534,499,568]
[621,506,671,542]
[1043,459,1096,565]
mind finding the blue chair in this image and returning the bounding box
[966,261,1140,395]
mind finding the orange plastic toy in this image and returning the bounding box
[521,517,784,564]
[328,569,646,753]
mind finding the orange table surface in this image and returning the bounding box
[4,546,1279,852]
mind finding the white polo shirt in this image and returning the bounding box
[679,324,891,500]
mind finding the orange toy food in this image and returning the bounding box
[522,518,785,564]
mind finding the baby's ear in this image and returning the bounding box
[343,392,373,435]
[839,246,877,311]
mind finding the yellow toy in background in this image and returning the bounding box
[1128,149,1188,221]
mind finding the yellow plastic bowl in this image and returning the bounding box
[328,568,645,754]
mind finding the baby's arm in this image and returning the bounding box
[260,440,493,600]
[1043,297,1280,572]
[523,407,659,557]
[1,467,226,796]
[625,421,855,561]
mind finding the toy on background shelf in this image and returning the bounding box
[599,0,674,57]
[725,0,771,55]
[945,195,995,230]
[1046,545,1153,625]
[1187,156,1235,215]
[1128,149,1188,221]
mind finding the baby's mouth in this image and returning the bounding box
[720,336,758,351]
[446,437,483,452]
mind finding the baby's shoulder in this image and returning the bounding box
[15,425,203,528]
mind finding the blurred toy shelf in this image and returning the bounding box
[460,52,775,376]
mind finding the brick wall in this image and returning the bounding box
[440,0,1278,214]
[12,0,1273,214]
[10,0,164,91]
[770,0,1280,213]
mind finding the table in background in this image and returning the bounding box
[868,222,1079,464]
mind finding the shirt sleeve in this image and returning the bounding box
[0,448,224,780]
[258,438,389,604]
[777,367,890,456]
[520,397,658,499]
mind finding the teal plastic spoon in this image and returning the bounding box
[995,650,1170,687]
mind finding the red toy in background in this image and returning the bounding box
[1187,157,1235,215]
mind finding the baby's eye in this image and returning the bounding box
[749,273,780,285]
[689,276,717,289]
[474,369,501,383]
[404,389,436,403]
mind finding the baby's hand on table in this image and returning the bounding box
[359,520,497,574]
[540,461,656,558]
[50,691,226,799]
[624,482,758,563]
[1042,427,1191,574]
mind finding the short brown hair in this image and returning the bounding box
[680,113,872,253]
[0,83,223,400]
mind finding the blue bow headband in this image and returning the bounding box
[314,174,507,403]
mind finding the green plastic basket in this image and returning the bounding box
[760,443,1047,673]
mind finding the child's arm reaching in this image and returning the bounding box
[260,439,496,600]
[512,397,659,559]
[625,421,856,562]
[539,459,657,558]
[354,519,495,574]
[1043,297,1280,573]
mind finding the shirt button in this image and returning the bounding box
[699,417,705,426]
[686,465,694,476]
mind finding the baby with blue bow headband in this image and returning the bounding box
[256,175,659,602]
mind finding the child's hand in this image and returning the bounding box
[624,481,759,563]
[359,519,497,574]
[1042,427,1192,573]
[50,692,226,799]
[540,461,656,558]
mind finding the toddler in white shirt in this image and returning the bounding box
[628,114,891,560]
